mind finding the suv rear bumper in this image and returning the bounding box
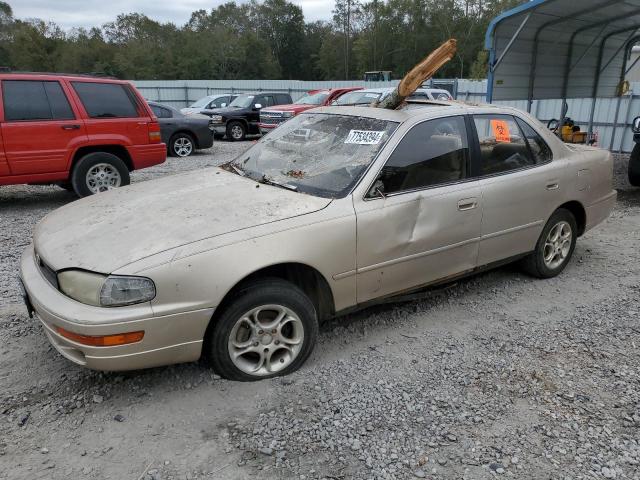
[129,143,167,170]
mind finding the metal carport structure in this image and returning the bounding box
[485,0,640,135]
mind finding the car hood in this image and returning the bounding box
[34,169,331,273]
[262,104,315,113]
[202,107,245,116]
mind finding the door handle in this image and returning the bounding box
[61,124,81,130]
[546,182,559,190]
[457,198,478,211]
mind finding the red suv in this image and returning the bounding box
[0,73,166,197]
[259,87,362,134]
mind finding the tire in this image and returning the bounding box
[207,278,318,382]
[226,121,246,141]
[628,143,640,186]
[70,152,130,198]
[521,208,577,279]
[169,132,195,157]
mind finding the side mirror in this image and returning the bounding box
[254,103,262,110]
[633,116,640,133]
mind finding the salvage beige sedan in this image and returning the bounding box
[20,101,616,381]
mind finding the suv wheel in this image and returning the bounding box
[207,278,318,381]
[169,133,195,157]
[629,143,640,186]
[227,121,246,141]
[71,152,130,197]
[521,208,577,278]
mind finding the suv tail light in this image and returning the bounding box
[148,122,162,143]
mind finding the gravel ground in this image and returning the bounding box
[1,145,639,480]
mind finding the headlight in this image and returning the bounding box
[209,115,223,123]
[282,111,294,118]
[58,270,106,307]
[100,276,156,307]
[57,270,155,307]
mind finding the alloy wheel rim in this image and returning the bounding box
[86,163,121,193]
[174,137,193,157]
[228,304,304,376]
[230,125,243,139]
[543,220,572,269]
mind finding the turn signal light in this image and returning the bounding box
[55,327,144,347]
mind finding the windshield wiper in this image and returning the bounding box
[261,175,298,192]
[231,164,246,176]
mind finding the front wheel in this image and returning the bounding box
[70,152,130,197]
[169,133,195,157]
[521,208,577,278]
[226,121,246,141]
[207,278,318,381]
[628,143,640,186]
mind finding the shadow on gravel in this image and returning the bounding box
[616,187,640,207]
[0,188,75,208]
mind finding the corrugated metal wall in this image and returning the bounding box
[131,78,640,152]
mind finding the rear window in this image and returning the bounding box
[72,82,139,118]
[2,80,75,121]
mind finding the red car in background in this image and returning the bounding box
[0,73,166,197]
[258,87,362,134]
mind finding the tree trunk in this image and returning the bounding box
[376,39,457,110]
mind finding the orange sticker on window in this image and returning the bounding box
[491,119,511,143]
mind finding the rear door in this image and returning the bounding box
[69,81,151,147]
[470,114,561,266]
[0,79,88,175]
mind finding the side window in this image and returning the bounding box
[374,116,469,195]
[473,114,534,175]
[262,95,275,107]
[515,117,552,164]
[71,82,139,118]
[276,94,290,105]
[150,105,171,118]
[210,97,228,108]
[2,80,74,121]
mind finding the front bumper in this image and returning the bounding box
[20,245,213,371]
[210,124,226,135]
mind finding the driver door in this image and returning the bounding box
[353,116,482,303]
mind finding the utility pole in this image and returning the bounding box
[345,0,351,80]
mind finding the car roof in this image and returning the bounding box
[235,91,290,96]
[309,100,505,122]
[0,72,127,83]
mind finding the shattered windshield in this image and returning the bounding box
[227,113,398,198]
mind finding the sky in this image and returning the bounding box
[8,0,332,29]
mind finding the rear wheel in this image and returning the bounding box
[70,152,130,197]
[628,143,640,186]
[521,208,577,278]
[207,278,318,381]
[169,133,195,157]
[226,121,246,141]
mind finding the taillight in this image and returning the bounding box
[148,122,162,143]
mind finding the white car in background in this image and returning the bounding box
[181,93,237,115]
[332,87,453,106]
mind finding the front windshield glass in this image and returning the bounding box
[333,91,382,106]
[294,91,329,105]
[229,95,255,108]
[227,113,398,198]
[190,97,212,108]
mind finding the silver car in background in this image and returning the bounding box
[20,100,616,381]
